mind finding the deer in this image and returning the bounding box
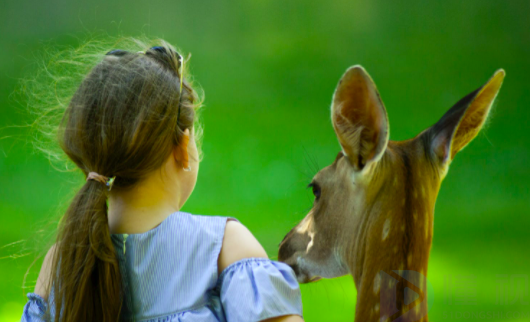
[278,65,505,322]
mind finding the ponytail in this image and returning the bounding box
[49,178,122,322]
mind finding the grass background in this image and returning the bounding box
[1,0,529,321]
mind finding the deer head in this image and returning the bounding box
[278,66,505,322]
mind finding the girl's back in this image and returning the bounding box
[23,211,302,321]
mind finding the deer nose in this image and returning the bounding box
[289,263,301,276]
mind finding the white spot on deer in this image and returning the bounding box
[306,231,315,253]
[373,273,381,294]
[382,219,391,241]
[380,315,389,322]
[296,213,313,234]
[296,213,316,254]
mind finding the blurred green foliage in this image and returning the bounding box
[1,0,529,321]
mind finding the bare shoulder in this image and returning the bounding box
[217,220,268,274]
[34,244,57,300]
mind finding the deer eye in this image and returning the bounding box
[308,182,321,200]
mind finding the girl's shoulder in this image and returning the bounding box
[169,212,270,274]
[217,219,268,274]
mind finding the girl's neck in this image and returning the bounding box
[107,174,181,235]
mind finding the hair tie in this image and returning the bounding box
[86,172,116,191]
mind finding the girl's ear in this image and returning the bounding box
[173,128,190,170]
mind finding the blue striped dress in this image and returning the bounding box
[21,212,303,321]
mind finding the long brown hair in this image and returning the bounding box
[43,39,201,321]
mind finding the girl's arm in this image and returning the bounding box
[34,244,57,300]
[218,220,304,322]
[217,220,268,273]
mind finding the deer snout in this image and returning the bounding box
[278,226,316,282]
[278,227,311,262]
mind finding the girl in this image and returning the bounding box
[21,39,304,322]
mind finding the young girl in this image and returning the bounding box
[21,39,304,322]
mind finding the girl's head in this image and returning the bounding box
[43,38,202,321]
[62,41,201,195]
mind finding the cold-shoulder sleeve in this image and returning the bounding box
[217,258,303,322]
[21,293,47,322]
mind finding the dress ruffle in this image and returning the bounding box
[216,258,302,322]
[21,293,47,322]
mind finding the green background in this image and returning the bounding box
[1,0,529,321]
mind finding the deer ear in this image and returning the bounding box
[331,65,389,171]
[427,69,505,166]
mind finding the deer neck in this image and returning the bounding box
[346,150,439,322]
